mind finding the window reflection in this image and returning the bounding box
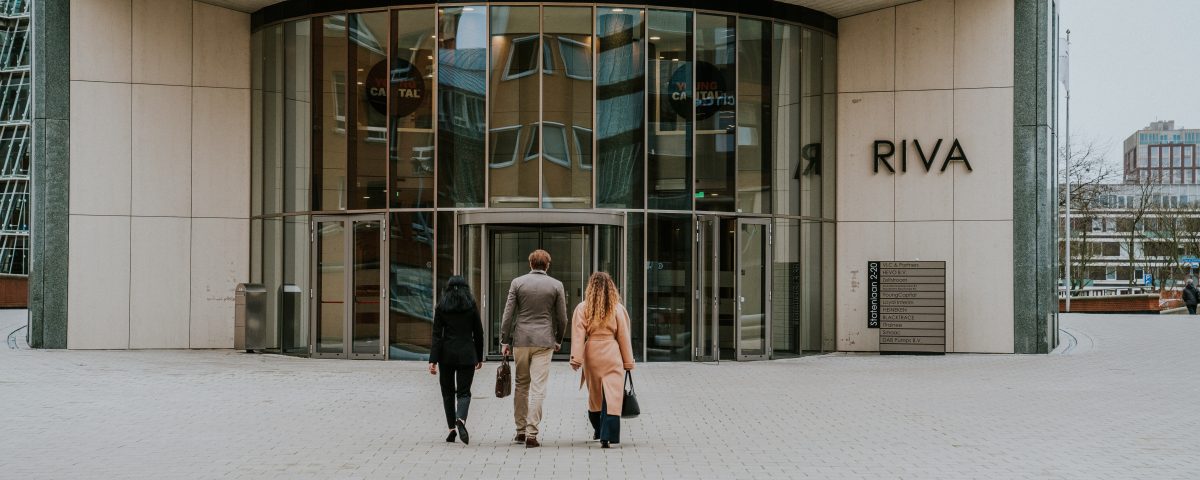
[488,6,540,208]
[257,24,284,217]
[282,215,310,354]
[253,8,838,362]
[736,18,770,214]
[541,6,592,209]
[314,15,348,211]
[647,10,692,210]
[349,12,389,210]
[646,213,691,361]
[694,14,736,212]
[772,23,800,216]
[800,29,824,219]
[389,212,435,360]
[391,9,436,208]
[438,6,486,207]
[596,7,645,209]
[284,20,311,213]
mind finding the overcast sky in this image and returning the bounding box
[1061,0,1200,171]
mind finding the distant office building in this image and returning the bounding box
[1123,120,1200,184]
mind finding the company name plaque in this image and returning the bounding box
[867,261,946,354]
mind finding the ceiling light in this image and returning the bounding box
[649,36,661,41]
[611,8,624,12]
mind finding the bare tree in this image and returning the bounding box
[1119,172,1161,287]
[1152,202,1185,289]
[1058,138,1118,292]
[1155,196,1200,288]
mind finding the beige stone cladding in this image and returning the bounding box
[836,0,1015,353]
[67,0,250,349]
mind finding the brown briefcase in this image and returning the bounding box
[495,354,512,398]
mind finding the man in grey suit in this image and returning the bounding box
[500,249,568,448]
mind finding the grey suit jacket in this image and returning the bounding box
[499,270,568,349]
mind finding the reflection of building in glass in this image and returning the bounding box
[26,0,1061,357]
[0,0,29,277]
[251,4,837,362]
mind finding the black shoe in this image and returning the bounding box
[456,419,470,445]
[525,436,540,448]
[445,429,457,443]
[513,433,526,444]
[601,440,611,449]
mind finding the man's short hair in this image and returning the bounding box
[529,249,551,270]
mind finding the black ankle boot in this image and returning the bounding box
[445,429,457,443]
[456,418,470,445]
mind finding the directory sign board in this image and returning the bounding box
[867,261,946,354]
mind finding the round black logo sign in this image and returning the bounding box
[666,61,733,121]
[365,59,427,117]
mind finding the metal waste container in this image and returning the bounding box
[279,284,303,351]
[235,283,267,352]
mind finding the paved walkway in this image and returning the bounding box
[2,314,1198,479]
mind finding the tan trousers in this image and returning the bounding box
[513,346,552,437]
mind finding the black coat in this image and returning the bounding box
[429,305,484,366]
[1184,284,1200,306]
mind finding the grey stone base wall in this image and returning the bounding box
[1013,0,1059,353]
[28,0,70,348]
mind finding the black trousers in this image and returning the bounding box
[439,364,475,429]
[1188,305,1197,315]
[587,394,621,444]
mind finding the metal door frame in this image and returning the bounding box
[736,217,771,361]
[693,215,719,362]
[310,214,388,360]
[468,217,624,360]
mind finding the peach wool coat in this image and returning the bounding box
[569,303,635,416]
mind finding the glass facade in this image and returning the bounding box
[252,4,836,361]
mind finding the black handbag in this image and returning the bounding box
[621,371,640,418]
[495,354,512,398]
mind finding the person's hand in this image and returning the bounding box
[474,362,483,370]
[570,362,581,371]
[501,344,511,356]
[428,363,437,375]
[554,343,562,352]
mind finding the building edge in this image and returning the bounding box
[28,0,70,349]
[1012,0,1059,354]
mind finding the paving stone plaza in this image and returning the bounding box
[3,312,1198,479]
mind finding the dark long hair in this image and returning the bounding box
[437,276,477,313]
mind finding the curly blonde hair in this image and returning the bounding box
[582,272,620,336]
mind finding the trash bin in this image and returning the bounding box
[235,283,267,352]
[279,284,303,351]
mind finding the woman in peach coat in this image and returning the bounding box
[569,272,635,448]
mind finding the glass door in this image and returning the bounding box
[312,215,387,359]
[488,227,542,354]
[694,216,718,361]
[483,225,602,359]
[314,219,346,356]
[737,219,771,360]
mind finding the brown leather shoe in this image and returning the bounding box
[512,433,526,444]
[525,436,540,448]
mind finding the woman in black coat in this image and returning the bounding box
[429,276,484,444]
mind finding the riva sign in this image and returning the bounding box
[872,139,973,174]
